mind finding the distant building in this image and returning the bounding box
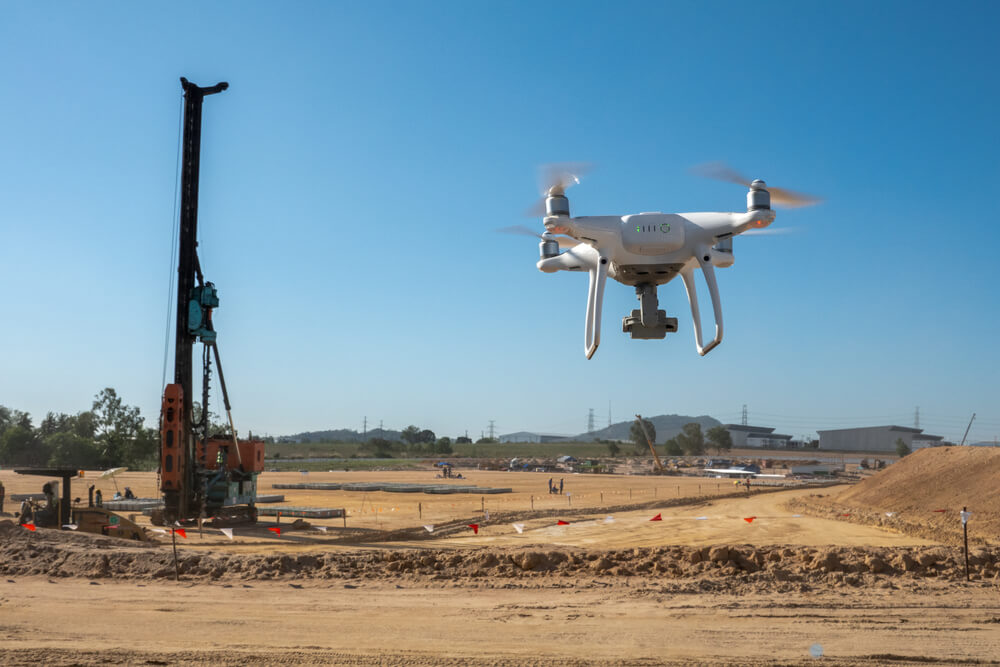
[723,424,793,449]
[817,426,943,452]
[498,432,572,444]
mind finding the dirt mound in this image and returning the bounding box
[807,447,1000,544]
[2,520,997,591]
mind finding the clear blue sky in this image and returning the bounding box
[2,1,998,443]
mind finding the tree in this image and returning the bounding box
[664,438,683,456]
[369,437,394,458]
[706,426,733,455]
[92,388,145,468]
[455,435,472,444]
[630,419,656,448]
[435,437,453,455]
[401,425,420,445]
[675,423,705,456]
[895,437,911,458]
[0,425,49,466]
[607,441,621,457]
[46,431,102,469]
[417,429,436,444]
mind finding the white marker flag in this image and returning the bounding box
[694,516,708,521]
[62,524,78,530]
[484,509,490,521]
[424,525,435,533]
[886,512,896,518]
[961,510,972,526]
[512,523,525,534]
[315,526,328,533]
[604,515,615,523]
[218,528,234,540]
[151,528,169,535]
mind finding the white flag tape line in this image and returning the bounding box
[62,524,78,530]
[151,528,169,535]
[218,528,234,540]
[423,525,435,533]
[885,512,896,517]
[693,516,708,521]
[604,516,615,523]
[315,526,328,533]
[512,523,525,534]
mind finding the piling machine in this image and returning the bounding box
[152,78,264,526]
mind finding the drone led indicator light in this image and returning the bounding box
[635,225,641,232]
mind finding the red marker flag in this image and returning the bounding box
[268,526,282,535]
[933,509,947,513]
[743,517,755,523]
[23,522,36,531]
[468,523,479,534]
[841,513,851,518]
[557,520,569,526]
[650,513,662,522]
[173,528,187,539]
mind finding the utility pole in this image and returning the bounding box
[587,408,595,433]
[741,404,748,426]
[608,401,612,428]
[363,416,367,441]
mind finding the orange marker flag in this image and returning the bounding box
[268,526,282,535]
[932,509,947,513]
[173,528,187,538]
[468,524,479,534]
[650,513,662,521]
[743,517,755,523]
[841,513,851,517]
[23,522,36,531]
[557,520,569,526]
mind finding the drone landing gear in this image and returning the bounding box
[622,284,678,340]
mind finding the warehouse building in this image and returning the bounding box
[499,431,572,443]
[817,425,943,452]
[723,424,793,449]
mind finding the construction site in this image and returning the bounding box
[1,445,999,665]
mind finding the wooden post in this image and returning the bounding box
[481,496,484,514]
[676,485,680,496]
[530,496,534,510]
[600,492,604,504]
[963,506,970,582]
[418,502,422,519]
[629,488,632,500]
[343,509,347,528]
[654,487,658,498]
[171,528,180,582]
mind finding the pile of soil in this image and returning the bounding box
[788,447,1000,545]
[2,520,997,592]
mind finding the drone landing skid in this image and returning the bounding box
[622,284,678,340]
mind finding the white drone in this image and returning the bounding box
[507,163,820,359]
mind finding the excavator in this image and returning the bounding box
[151,78,264,526]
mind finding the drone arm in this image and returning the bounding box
[681,245,724,356]
[584,255,609,359]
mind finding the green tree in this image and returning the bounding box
[369,437,394,458]
[46,431,102,468]
[706,426,733,455]
[630,418,656,448]
[401,425,420,445]
[417,429,436,444]
[92,388,145,468]
[435,437,453,455]
[0,425,50,466]
[607,441,621,457]
[895,437,911,458]
[664,438,683,456]
[455,436,472,444]
[675,423,706,456]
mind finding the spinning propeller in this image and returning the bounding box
[498,225,580,248]
[692,161,822,208]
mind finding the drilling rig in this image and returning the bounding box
[152,77,264,526]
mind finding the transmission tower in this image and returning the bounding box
[587,408,595,433]
[363,416,367,441]
[488,420,495,440]
[914,406,920,429]
[741,404,748,426]
[608,400,612,428]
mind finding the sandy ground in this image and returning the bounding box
[2,468,998,665]
[2,577,999,666]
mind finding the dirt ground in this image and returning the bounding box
[2,467,999,665]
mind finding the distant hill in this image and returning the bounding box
[277,428,402,444]
[573,414,722,443]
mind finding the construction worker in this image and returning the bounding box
[95,489,103,507]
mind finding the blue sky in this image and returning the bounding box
[2,1,998,443]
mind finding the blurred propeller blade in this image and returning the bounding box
[497,225,580,248]
[537,162,592,197]
[767,186,822,208]
[741,227,799,236]
[693,161,822,208]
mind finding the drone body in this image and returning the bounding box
[521,166,817,359]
